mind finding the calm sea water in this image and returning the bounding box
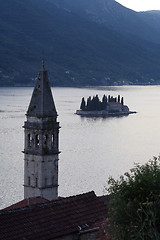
[1,86,160,209]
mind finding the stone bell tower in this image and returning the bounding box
[23,61,60,200]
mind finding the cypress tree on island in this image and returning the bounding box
[80,97,86,110]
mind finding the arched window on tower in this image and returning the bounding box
[28,134,31,147]
[52,176,54,185]
[35,178,38,187]
[45,177,47,187]
[28,176,31,186]
[35,134,40,147]
[44,134,48,146]
[52,134,55,148]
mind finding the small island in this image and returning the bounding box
[76,94,136,117]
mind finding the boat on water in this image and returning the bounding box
[76,94,136,117]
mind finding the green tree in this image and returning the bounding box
[80,97,86,110]
[121,97,124,105]
[94,95,101,110]
[86,96,92,111]
[102,95,107,109]
[106,157,160,240]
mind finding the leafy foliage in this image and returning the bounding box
[106,157,160,240]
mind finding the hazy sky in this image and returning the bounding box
[115,0,160,11]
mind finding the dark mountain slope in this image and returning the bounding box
[139,10,160,35]
[50,0,160,44]
[0,0,160,86]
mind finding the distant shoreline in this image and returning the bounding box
[1,84,160,88]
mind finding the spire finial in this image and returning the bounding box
[42,60,45,71]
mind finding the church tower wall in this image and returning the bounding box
[23,62,60,200]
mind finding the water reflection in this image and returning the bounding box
[78,114,130,121]
[0,86,160,209]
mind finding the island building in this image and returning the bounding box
[76,95,135,117]
[23,61,60,200]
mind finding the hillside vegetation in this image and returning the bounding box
[1,0,160,86]
[106,157,160,239]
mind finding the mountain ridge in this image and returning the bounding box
[0,0,160,86]
[50,0,160,43]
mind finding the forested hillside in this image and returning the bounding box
[0,0,160,86]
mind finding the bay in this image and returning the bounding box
[0,86,160,209]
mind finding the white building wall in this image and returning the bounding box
[24,154,58,200]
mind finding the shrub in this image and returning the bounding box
[106,156,160,240]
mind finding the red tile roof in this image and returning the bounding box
[4,197,49,210]
[0,191,108,240]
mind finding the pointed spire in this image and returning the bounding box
[42,60,45,71]
[27,62,57,118]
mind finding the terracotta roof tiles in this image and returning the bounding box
[4,197,49,210]
[0,191,108,240]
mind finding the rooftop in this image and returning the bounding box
[0,191,108,240]
[4,196,49,210]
